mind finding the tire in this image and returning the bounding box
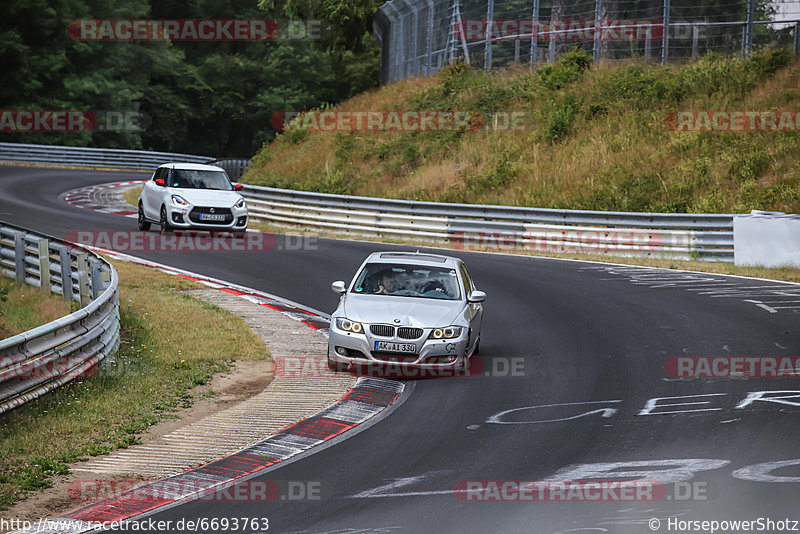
[473,335,481,356]
[159,206,171,232]
[137,203,151,231]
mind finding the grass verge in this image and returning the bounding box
[0,278,77,339]
[0,260,269,510]
[123,186,143,209]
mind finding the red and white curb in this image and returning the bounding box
[62,181,144,218]
[11,197,407,533]
[13,375,403,533]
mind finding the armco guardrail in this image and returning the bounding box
[0,221,119,414]
[0,142,211,170]
[0,142,733,261]
[240,185,735,261]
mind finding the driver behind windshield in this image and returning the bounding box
[374,271,398,294]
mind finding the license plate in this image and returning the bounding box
[200,214,226,221]
[374,341,416,353]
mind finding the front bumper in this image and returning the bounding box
[328,322,470,372]
[165,203,248,230]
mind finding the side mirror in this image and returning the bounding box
[234,184,244,191]
[155,179,166,187]
[331,281,346,294]
[468,290,486,303]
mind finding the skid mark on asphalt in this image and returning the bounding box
[583,265,800,314]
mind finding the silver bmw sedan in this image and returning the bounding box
[328,251,485,376]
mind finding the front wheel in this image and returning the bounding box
[138,203,151,231]
[159,206,171,232]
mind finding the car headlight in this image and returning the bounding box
[428,326,462,339]
[336,318,364,333]
[234,198,245,209]
[171,194,189,207]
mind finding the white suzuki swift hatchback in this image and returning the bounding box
[138,163,248,232]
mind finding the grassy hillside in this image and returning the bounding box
[244,48,800,214]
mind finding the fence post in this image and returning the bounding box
[661,0,670,65]
[593,0,603,62]
[37,238,50,293]
[795,21,799,57]
[741,24,747,58]
[745,0,754,57]
[425,0,435,74]
[484,0,494,69]
[410,0,419,75]
[14,231,24,286]
[692,23,699,59]
[529,0,540,67]
[59,246,73,301]
[77,253,91,307]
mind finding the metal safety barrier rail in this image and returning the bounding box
[0,221,120,415]
[0,142,211,170]
[240,185,735,261]
[0,142,734,261]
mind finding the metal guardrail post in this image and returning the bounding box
[90,260,101,300]
[0,220,120,415]
[77,253,91,306]
[14,230,24,285]
[100,267,111,291]
[59,246,73,301]
[37,238,50,293]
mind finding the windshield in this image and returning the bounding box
[351,263,461,300]
[168,170,232,190]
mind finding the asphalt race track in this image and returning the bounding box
[2,165,800,534]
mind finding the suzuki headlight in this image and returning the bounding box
[429,326,462,339]
[336,318,364,333]
[171,194,189,207]
[234,198,245,209]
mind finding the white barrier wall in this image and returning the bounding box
[734,211,800,268]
